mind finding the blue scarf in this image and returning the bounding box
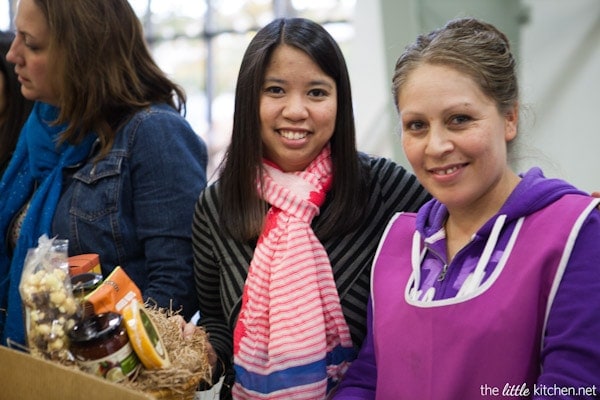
[0,102,96,346]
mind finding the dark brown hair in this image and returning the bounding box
[218,17,366,241]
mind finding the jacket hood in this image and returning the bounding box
[416,167,588,238]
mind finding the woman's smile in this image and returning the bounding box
[260,44,337,172]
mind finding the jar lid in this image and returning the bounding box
[68,312,123,343]
[71,272,103,291]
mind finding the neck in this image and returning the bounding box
[444,215,480,262]
[444,170,521,260]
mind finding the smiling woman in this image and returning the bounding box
[186,16,429,399]
[121,0,356,179]
[334,17,600,400]
[259,44,337,172]
[398,63,520,242]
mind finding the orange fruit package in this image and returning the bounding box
[85,266,142,316]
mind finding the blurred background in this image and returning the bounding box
[2,0,598,192]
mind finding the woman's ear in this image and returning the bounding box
[504,102,519,142]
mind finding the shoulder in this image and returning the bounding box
[198,183,219,202]
[357,152,429,211]
[358,152,410,182]
[357,152,398,169]
[573,197,600,240]
[193,183,232,245]
[538,194,600,221]
[196,183,221,215]
[124,104,192,132]
[117,104,205,152]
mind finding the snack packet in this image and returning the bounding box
[19,235,79,361]
[85,266,142,315]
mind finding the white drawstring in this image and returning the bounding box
[409,231,425,300]
[422,287,436,302]
[456,214,507,297]
[410,214,508,302]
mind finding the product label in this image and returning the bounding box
[140,308,166,357]
[75,342,140,382]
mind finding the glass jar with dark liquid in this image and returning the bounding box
[68,312,140,382]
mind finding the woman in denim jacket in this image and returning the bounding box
[0,0,207,346]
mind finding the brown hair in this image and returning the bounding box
[392,17,519,115]
[34,0,186,157]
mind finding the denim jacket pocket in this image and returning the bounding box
[69,155,124,222]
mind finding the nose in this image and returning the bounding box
[425,124,454,157]
[6,35,23,66]
[281,94,309,121]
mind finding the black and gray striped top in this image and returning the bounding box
[191,154,430,381]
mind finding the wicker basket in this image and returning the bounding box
[122,306,212,400]
[18,304,211,399]
[145,374,204,400]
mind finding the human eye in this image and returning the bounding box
[308,88,328,98]
[263,85,284,96]
[20,35,43,52]
[24,41,41,51]
[403,120,427,135]
[449,114,472,127]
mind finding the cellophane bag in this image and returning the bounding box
[19,234,79,361]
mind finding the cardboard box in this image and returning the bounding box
[0,346,154,400]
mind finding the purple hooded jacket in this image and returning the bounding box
[334,168,600,399]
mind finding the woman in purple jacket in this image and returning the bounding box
[334,17,600,399]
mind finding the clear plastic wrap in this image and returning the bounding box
[19,235,79,361]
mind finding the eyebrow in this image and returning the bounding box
[263,76,334,89]
[401,101,476,115]
[15,28,35,42]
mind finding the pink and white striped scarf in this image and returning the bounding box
[232,146,354,399]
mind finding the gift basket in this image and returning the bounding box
[19,235,211,400]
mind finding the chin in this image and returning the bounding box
[22,91,40,102]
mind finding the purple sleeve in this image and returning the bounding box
[333,297,377,399]
[536,209,600,399]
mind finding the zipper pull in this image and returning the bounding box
[437,264,449,281]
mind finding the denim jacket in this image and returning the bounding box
[52,103,207,319]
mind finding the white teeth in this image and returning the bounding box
[279,130,307,140]
[437,166,459,175]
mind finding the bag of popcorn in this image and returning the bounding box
[19,235,79,361]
